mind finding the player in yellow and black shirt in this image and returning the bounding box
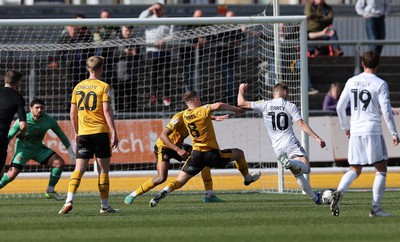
[149,90,262,207]
[59,56,119,215]
[124,111,228,204]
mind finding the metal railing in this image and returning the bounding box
[308,39,400,75]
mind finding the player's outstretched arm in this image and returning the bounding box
[296,119,326,148]
[210,102,244,116]
[51,117,71,149]
[237,83,252,109]
[50,117,76,163]
[211,114,229,122]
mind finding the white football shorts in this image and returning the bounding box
[348,135,388,165]
[275,140,308,159]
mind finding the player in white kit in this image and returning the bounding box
[238,82,326,204]
[331,50,399,217]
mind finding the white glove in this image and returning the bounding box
[67,146,76,164]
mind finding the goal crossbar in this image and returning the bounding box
[0,16,309,195]
[0,16,307,26]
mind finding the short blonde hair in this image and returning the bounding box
[86,56,104,72]
[4,70,23,85]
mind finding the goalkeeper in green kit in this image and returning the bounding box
[0,99,76,200]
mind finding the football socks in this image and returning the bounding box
[235,158,250,180]
[200,167,213,191]
[49,167,63,187]
[167,179,182,192]
[337,169,358,195]
[372,172,386,212]
[295,173,316,200]
[98,173,109,199]
[0,174,10,189]
[68,170,83,193]
[135,179,156,196]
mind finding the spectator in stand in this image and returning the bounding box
[305,0,343,57]
[139,2,173,107]
[322,82,341,111]
[74,13,93,70]
[193,9,203,17]
[94,9,120,45]
[355,0,390,55]
[292,59,319,95]
[57,23,94,113]
[179,9,206,95]
[94,9,120,89]
[213,10,245,104]
[322,81,350,113]
[75,13,85,19]
[308,26,335,40]
[48,13,91,70]
[115,25,141,112]
[75,13,90,37]
[253,23,321,95]
[280,23,320,95]
[58,24,94,89]
[254,23,320,95]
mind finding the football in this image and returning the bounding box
[321,189,334,205]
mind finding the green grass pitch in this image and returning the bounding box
[1,191,400,242]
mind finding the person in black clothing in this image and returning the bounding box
[139,3,173,107]
[215,11,245,104]
[93,9,120,86]
[58,25,94,88]
[115,25,141,112]
[57,24,94,112]
[179,9,205,95]
[94,9,120,43]
[0,70,27,177]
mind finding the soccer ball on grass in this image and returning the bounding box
[321,189,334,205]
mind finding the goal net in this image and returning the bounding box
[0,15,308,197]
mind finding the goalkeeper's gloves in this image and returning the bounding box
[67,146,76,164]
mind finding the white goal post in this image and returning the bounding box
[0,15,308,196]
